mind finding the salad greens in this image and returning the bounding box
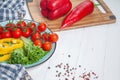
[7,37,49,65]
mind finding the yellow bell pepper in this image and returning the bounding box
[0,38,24,55]
[0,54,11,62]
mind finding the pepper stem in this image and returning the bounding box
[94,3,100,6]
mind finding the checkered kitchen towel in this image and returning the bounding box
[0,63,33,80]
[0,0,26,22]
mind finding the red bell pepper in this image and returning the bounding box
[40,0,70,11]
[40,0,72,20]
[41,1,72,20]
[60,0,94,29]
[40,0,47,10]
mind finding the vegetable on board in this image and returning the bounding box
[60,0,94,29]
[40,0,72,20]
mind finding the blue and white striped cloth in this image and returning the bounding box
[0,63,33,80]
[0,0,26,22]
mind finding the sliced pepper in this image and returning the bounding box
[0,38,24,55]
[0,54,11,62]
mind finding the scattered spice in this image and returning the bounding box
[56,70,58,73]
[79,65,81,68]
[65,78,69,80]
[68,55,71,58]
[48,66,51,69]
[54,63,98,80]
[80,71,99,80]
[47,54,99,80]
[72,77,75,80]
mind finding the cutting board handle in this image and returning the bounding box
[97,0,116,20]
[97,0,112,13]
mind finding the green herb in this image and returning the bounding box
[7,37,49,65]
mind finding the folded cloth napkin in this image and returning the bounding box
[0,63,33,80]
[0,0,26,22]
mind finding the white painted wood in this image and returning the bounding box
[23,0,120,80]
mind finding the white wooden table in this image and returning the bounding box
[24,0,120,80]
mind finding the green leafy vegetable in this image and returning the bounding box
[7,37,49,65]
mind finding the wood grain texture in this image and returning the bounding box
[27,0,116,32]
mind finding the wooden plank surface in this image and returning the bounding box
[27,0,116,32]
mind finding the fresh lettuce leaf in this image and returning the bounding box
[7,37,49,65]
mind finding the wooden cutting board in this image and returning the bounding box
[27,0,116,32]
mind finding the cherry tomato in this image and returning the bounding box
[27,22,36,30]
[42,33,49,41]
[17,20,27,27]
[22,28,32,38]
[6,22,16,28]
[42,41,52,51]
[38,23,47,32]
[12,28,22,38]
[2,29,12,38]
[0,25,3,33]
[0,33,2,39]
[49,33,58,42]
[5,22,16,31]
[31,31,41,41]
[34,39,42,48]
